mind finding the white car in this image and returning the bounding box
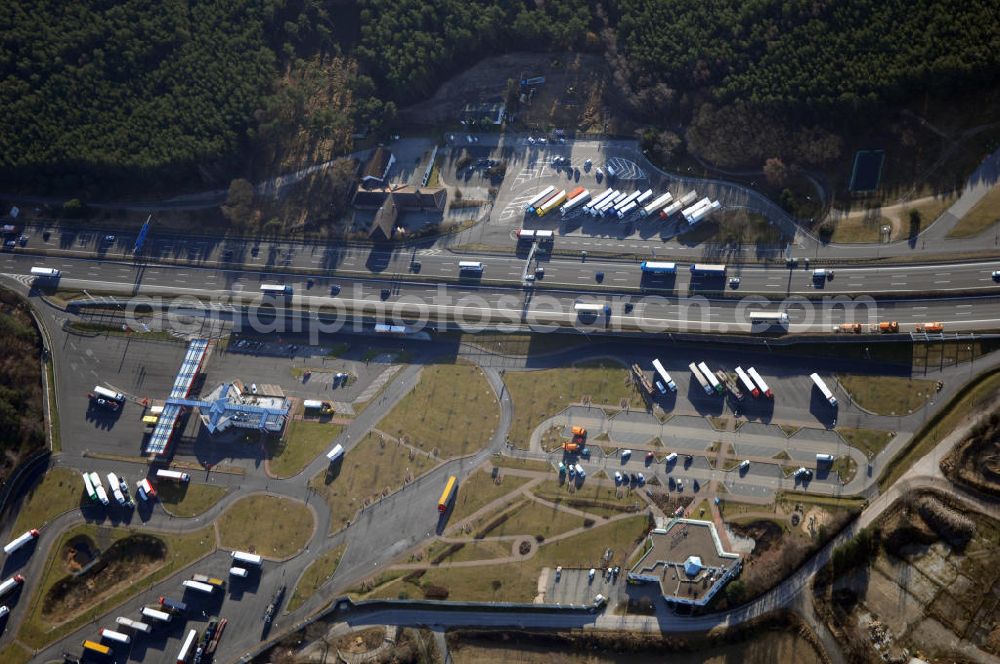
[588,568,596,582]
[614,471,623,484]
[637,473,645,485]
[575,464,585,478]
[555,566,562,580]
[250,383,258,394]
[739,460,751,471]
[621,449,632,461]
[993,270,1000,280]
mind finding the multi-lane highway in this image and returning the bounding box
[4,245,1000,335]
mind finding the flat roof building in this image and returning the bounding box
[627,518,742,608]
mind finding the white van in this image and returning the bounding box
[574,464,585,478]
[229,566,249,578]
[326,444,344,463]
[665,452,678,463]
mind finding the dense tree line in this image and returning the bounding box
[614,0,1000,110]
[0,290,45,481]
[0,0,277,192]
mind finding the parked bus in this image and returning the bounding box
[523,185,556,213]
[748,311,789,325]
[640,261,677,274]
[689,263,727,275]
[82,640,111,656]
[116,616,152,634]
[438,475,457,512]
[30,266,60,279]
[100,628,131,645]
[697,362,724,394]
[231,550,263,566]
[810,373,838,406]
[651,359,677,393]
[3,529,39,555]
[735,367,760,398]
[92,386,125,403]
[155,469,190,483]
[141,606,173,623]
[458,261,484,273]
[746,367,773,398]
[259,284,291,295]
[182,579,216,594]
[177,628,198,663]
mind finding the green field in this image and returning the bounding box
[482,499,588,540]
[947,185,1000,238]
[504,362,641,447]
[11,467,84,534]
[880,370,1000,491]
[381,363,499,459]
[18,524,214,649]
[217,494,314,559]
[287,543,347,612]
[375,515,650,603]
[156,481,229,517]
[310,431,440,532]
[531,480,645,518]
[837,427,894,459]
[268,419,344,478]
[447,469,532,525]
[837,374,936,415]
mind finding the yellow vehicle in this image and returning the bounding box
[437,476,457,513]
[82,639,111,655]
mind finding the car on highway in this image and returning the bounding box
[330,285,341,295]
[103,234,116,244]
[595,271,604,283]
[992,270,1000,281]
[380,288,391,300]
[535,267,544,279]
[729,277,741,289]
[3,240,15,250]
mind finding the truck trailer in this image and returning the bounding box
[660,191,697,219]
[746,367,773,398]
[809,373,838,406]
[688,362,713,395]
[735,367,760,397]
[697,362,724,394]
[3,529,39,555]
[641,192,672,217]
[560,189,591,215]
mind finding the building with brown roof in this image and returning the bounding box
[361,147,395,187]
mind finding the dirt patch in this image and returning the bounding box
[62,536,96,574]
[42,534,167,624]
[940,407,1000,497]
[336,627,385,654]
[800,508,834,538]
[400,52,613,134]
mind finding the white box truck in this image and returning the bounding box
[231,550,262,566]
[326,444,345,463]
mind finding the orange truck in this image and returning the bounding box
[876,321,899,333]
[833,323,862,333]
[915,322,944,332]
[563,442,580,453]
[571,426,586,438]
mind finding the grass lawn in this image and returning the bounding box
[837,427,894,459]
[287,543,347,613]
[491,457,553,473]
[823,212,890,243]
[837,374,937,415]
[504,362,641,446]
[775,492,866,510]
[11,467,85,534]
[157,482,229,518]
[18,523,214,649]
[381,515,650,603]
[428,539,512,564]
[310,431,440,533]
[0,643,31,664]
[531,480,644,518]
[217,494,314,559]
[268,420,343,478]
[947,185,1000,238]
[447,469,532,525]
[719,500,774,520]
[381,364,499,459]
[439,332,588,357]
[831,456,858,483]
[677,211,783,245]
[486,499,588,539]
[880,369,1000,492]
